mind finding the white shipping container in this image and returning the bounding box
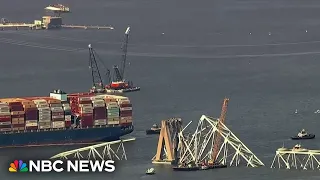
[0,107,10,110]
[94,119,107,123]
[25,123,38,127]
[65,115,71,121]
[50,107,64,111]
[38,107,51,111]
[107,120,119,125]
[120,117,132,121]
[78,104,92,108]
[38,119,51,122]
[91,96,104,100]
[26,120,37,124]
[38,116,51,119]
[94,121,107,126]
[38,125,51,129]
[52,122,65,128]
[38,122,51,126]
[50,104,62,108]
[52,115,64,119]
[0,121,11,125]
[0,128,12,132]
[0,112,10,115]
[120,107,132,111]
[36,104,49,108]
[79,97,91,101]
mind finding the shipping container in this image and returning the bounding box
[0,128,12,132]
[0,124,11,129]
[93,107,106,120]
[65,121,72,127]
[25,126,38,130]
[12,124,25,128]
[120,110,132,117]
[0,115,11,122]
[65,115,71,121]
[93,119,107,126]
[52,121,65,128]
[25,123,38,127]
[26,120,37,124]
[0,121,11,125]
[81,115,93,127]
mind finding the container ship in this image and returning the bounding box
[0,90,133,148]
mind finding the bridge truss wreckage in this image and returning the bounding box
[50,138,135,161]
[152,98,264,168]
[178,115,265,167]
[270,144,320,170]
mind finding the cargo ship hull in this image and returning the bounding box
[0,125,133,148]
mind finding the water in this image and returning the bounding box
[1,0,320,179]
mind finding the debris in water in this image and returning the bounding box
[268,32,271,35]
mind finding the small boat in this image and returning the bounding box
[145,168,155,175]
[291,129,315,140]
[146,124,161,135]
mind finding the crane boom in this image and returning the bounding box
[211,98,229,162]
[88,44,104,91]
[120,27,130,81]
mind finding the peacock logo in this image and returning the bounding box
[9,160,28,172]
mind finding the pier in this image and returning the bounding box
[62,25,114,30]
[50,137,135,160]
[271,144,320,170]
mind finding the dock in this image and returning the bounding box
[270,144,320,170]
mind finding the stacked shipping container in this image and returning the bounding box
[91,96,107,126]
[62,103,72,128]
[118,98,133,126]
[49,99,65,129]
[0,93,132,133]
[0,103,11,132]
[23,100,38,131]
[12,100,27,131]
[33,99,50,130]
[78,95,94,128]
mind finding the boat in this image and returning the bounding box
[0,90,134,148]
[146,124,161,135]
[45,4,70,12]
[200,165,209,170]
[291,129,315,140]
[145,168,155,175]
[105,81,140,93]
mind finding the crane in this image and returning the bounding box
[88,44,109,93]
[111,27,130,82]
[210,98,229,164]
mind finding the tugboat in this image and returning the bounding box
[146,124,161,135]
[145,168,155,175]
[291,129,315,140]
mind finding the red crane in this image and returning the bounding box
[210,98,229,164]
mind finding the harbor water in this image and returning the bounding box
[1,0,320,179]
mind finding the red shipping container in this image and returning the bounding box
[93,107,106,119]
[10,105,24,111]
[0,124,11,129]
[120,104,132,108]
[0,119,11,122]
[25,126,38,130]
[65,121,72,127]
[0,115,11,120]
[8,102,22,106]
[11,114,24,118]
[120,110,132,117]
[12,124,25,128]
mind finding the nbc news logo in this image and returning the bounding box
[9,160,115,173]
